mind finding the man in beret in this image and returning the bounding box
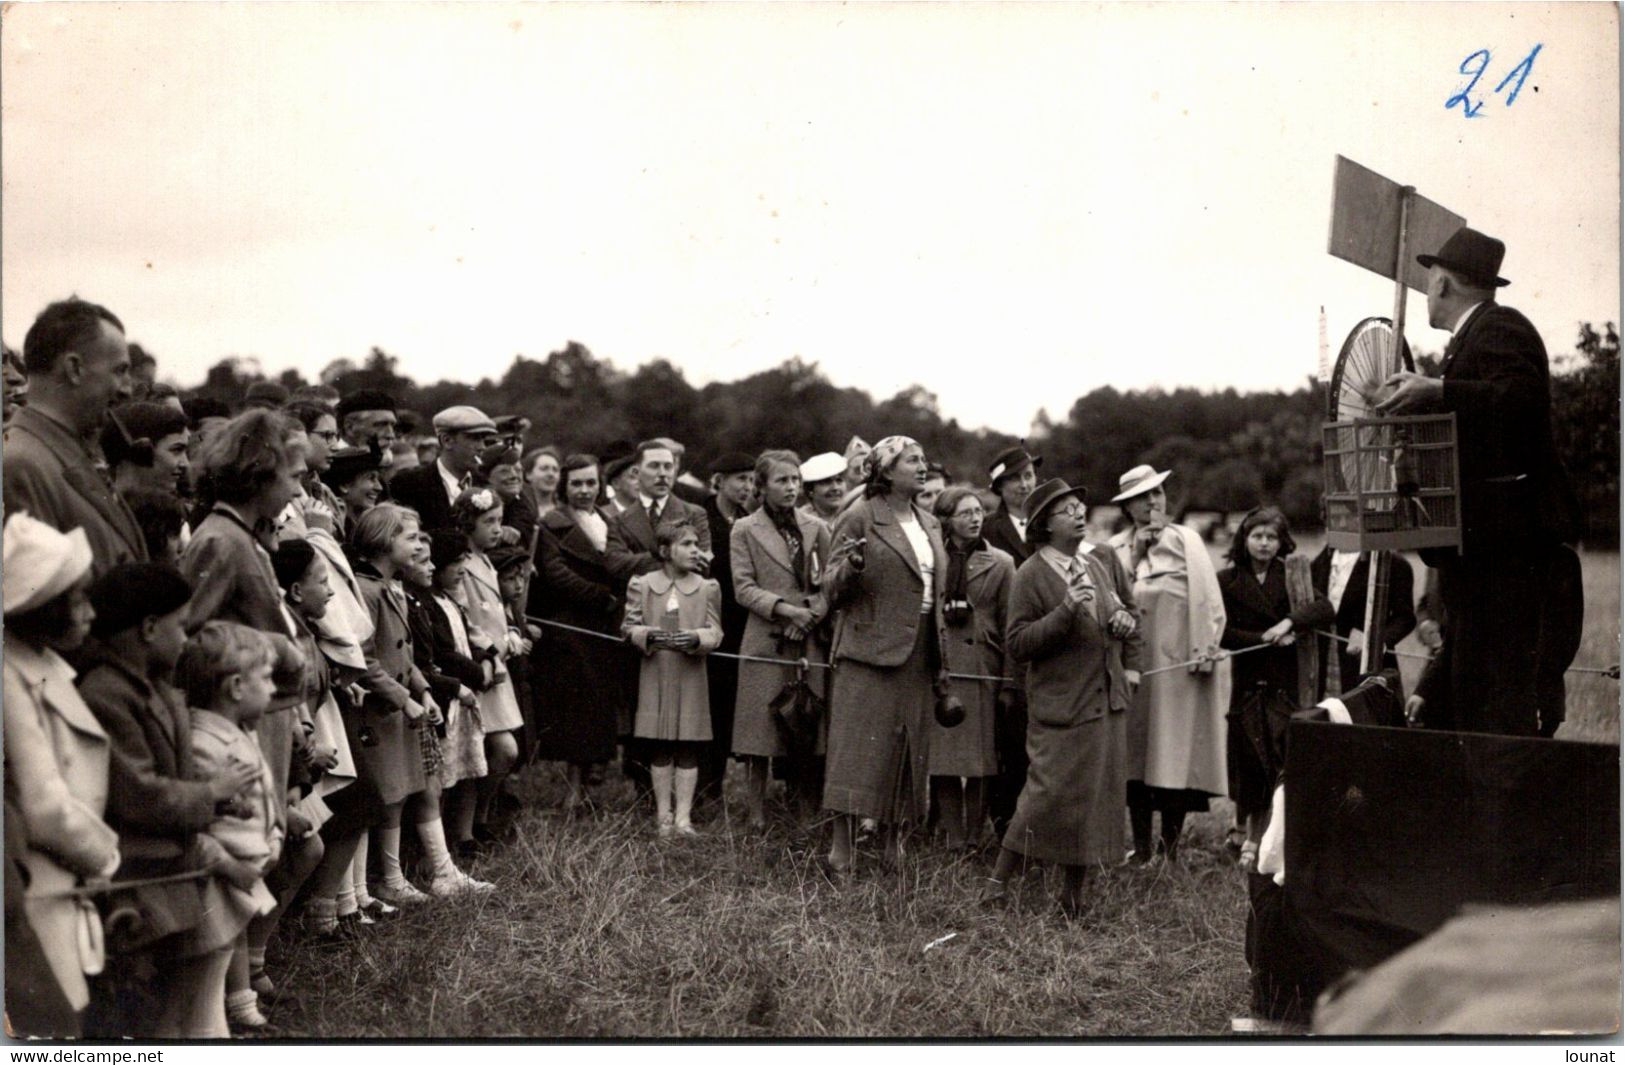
[4,298,146,575]
[982,445,1042,564]
[1377,227,1578,737]
[389,405,498,535]
[699,451,758,807]
[336,389,400,461]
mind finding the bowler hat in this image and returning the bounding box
[1023,478,1087,543]
[1416,227,1510,288]
[988,446,1042,488]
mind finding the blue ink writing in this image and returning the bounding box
[1446,44,1542,119]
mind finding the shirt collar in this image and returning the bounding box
[1449,301,1486,335]
[437,458,465,501]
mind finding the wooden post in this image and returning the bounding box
[1358,187,1413,676]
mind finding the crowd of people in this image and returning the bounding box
[0,228,1586,1039]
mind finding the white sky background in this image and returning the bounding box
[2,2,1618,436]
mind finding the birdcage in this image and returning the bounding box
[1322,413,1462,552]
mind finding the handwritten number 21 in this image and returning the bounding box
[1447,44,1542,118]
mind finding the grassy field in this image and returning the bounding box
[262,551,1619,1039]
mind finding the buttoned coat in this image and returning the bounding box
[728,506,832,757]
[983,502,1033,565]
[932,543,1016,777]
[354,568,430,804]
[822,495,951,669]
[3,636,120,1010]
[531,507,626,763]
[388,461,459,536]
[623,572,723,741]
[76,646,213,945]
[604,495,713,584]
[2,406,148,575]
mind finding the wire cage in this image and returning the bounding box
[1322,413,1462,552]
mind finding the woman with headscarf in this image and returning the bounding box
[1107,465,1230,864]
[821,435,949,872]
[729,449,832,829]
[982,479,1140,918]
[928,487,1016,850]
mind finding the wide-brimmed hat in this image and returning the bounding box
[3,512,93,616]
[321,444,384,489]
[1416,227,1510,288]
[1024,478,1087,542]
[1111,464,1172,502]
[800,452,846,484]
[988,446,1042,488]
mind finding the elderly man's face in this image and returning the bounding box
[347,410,397,450]
[638,448,676,500]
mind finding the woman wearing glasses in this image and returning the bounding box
[928,487,1016,850]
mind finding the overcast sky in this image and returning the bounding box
[3,3,1617,434]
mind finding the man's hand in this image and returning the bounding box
[1375,371,1445,414]
[1107,608,1137,639]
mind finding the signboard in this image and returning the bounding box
[1327,155,1466,292]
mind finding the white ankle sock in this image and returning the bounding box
[416,817,458,879]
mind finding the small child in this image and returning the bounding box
[490,546,542,774]
[622,518,723,838]
[452,488,523,845]
[411,532,491,863]
[78,562,259,1039]
[172,621,285,1036]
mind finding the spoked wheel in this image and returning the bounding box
[1327,317,1414,497]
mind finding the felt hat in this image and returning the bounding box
[800,451,846,484]
[2,512,94,616]
[321,444,384,488]
[1023,478,1088,543]
[335,389,398,421]
[711,451,757,477]
[1416,227,1510,288]
[602,439,637,482]
[1111,464,1173,503]
[88,562,193,637]
[988,446,1042,488]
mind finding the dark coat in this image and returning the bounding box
[75,647,210,945]
[405,587,483,712]
[983,502,1033,564]
[503,489,539,554]
[604,494,713,583]
[1,406,148,576]
[1437,303,1576,555]
[703,494,751,651]
[531,507,625,763]
[388,462,458,535]
[1218,559,1335,700]
[1310,547,1417,699]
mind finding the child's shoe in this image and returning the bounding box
[674,821,701,838]
[428,868,495,897]
[226,989,267,1030]
[657,813,676,840]
[373,877,430,907]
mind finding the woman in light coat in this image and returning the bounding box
[730,450,833,829]
[1107,465,1229,863]
[821,436,950,872]
[2,514,120,1032]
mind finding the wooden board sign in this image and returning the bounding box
[1328,155,1466,292]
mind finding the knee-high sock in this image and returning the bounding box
[651,763,675,824]
[674,765,698,827]
[350,835,373,907]
[416,817,459,879]
[378,825,408,888]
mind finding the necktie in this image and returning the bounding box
[650,500,664,527]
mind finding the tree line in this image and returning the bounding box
[187,322,1619,543]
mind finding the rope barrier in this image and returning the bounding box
[38,868,212,901]
[1314,629,1619,677]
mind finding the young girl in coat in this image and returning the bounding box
[1216,506,1333,870]
[452,488,523,844]
[419,531,492,863]
[172,621,284,1035]
[2,515,120,1037]
[622,518,723,837]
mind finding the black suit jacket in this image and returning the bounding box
[389,462,459,535]
[984,503,1032,563]
[1309,547,1416,698]
[604,495,712,583]
[1439,303,1575,555]
[703,494,750,650]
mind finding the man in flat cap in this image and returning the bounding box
[1378,227,1578,737]
[389,405,498,534]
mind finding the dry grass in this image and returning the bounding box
[260,551,1618,1039]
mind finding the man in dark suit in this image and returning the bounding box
[982,445,1041,564]
[604,440,712,580]
[1378,227,1577,736]
[388,405,498,534]
[3,298,146,576]
[1309,545,1416,700]
[699,452,757,808]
